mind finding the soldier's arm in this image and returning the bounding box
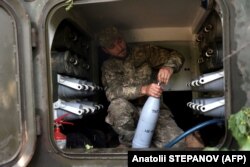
[101,64,143,101]
[146,45,185,73]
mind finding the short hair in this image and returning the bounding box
[96,26,122,48]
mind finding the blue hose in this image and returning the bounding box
[164,119,224,148]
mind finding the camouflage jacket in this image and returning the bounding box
[101,44,185,102]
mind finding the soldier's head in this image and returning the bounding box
[97,26,127,58]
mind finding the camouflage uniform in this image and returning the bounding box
[101,44,186,148]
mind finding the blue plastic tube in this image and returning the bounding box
[164,119,224,148]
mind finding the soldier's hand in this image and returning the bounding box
[141,83,162,98]
[157,67,173,84]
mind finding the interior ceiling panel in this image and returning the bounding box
[74,0,201,31]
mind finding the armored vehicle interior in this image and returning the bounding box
[46,0,226,154]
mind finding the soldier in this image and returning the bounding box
[97,26,203,148]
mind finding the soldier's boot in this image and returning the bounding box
[185,132,204,148]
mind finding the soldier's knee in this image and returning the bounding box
[109,98,130,109]
[106,98,136,130]
[108,98,137,114]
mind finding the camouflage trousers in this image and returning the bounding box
[105,98,185,148]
